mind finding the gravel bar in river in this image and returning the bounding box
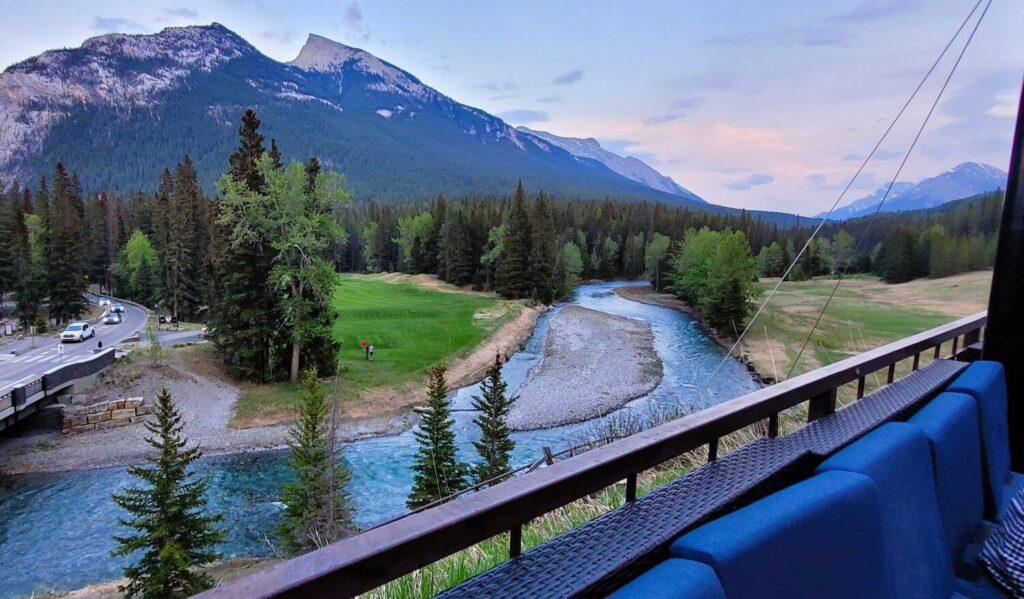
[507,305,663,430]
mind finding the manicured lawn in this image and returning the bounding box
[230,274,517,427]
[332,275,514,392]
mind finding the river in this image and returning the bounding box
[0,281,759,597]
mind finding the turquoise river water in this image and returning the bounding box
[0,281,759,597]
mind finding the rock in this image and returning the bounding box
[87,412,111,424]
[78,424,96,432]
[112,400,125,410]
[89,403,109,414]
[110,409,135,420]
[135,405,154,415]
[129,416,146,423]
[123,397,144,409]
[69,395,89,406]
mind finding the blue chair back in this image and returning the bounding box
[908,392,985,557]
[669,471,891,599]
[816,423,953,599]
[608,559,725,599]
[947,361,1011,515]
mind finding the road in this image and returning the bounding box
[0,296,148,392]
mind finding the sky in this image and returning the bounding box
[1,0,1021,214]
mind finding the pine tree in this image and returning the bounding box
[164,156,202,318]
[227,109,267,193]
[269,139,284,170]
[210,110,279,382]
[47,164,87,323]
[304,156,322,197]
[494,182,533,299]
[472,354,515,484]
[0,183,15,299]
[111,387,225,598]
[277,369,352,555]
[408,366,468,509]
[529,193,557,304]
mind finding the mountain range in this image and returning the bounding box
[820,162,1006,220]
[515,127,705,203]
[0,24,706,209]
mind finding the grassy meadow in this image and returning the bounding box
[230,274,520,427]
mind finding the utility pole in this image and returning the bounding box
[984,76,1024,470]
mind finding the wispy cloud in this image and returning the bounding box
[261,30,298,43]
[827,0,919,24]
[536,95,562,104]
[343,1,370,42]
[92,16,148,33]
[645,113,684,125]
[672,96,705,110]
[498,109,549,123]
[160,7,198,21]
[723,173,774,190]
[551,69,584,85]
[471,81,519,92]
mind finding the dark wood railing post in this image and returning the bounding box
[768,414,779,438]
[707,438,719,462]
[985,77,1024,471]
[807,388,837,422]
[625,473,637,502]
[887,363,896,384]
[510,524,522,558]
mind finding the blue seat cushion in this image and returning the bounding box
[909,392,985,557]
[608,559,725,599]
[816,423,953,598]
[669,471,890,599]
[947,361,1011,515]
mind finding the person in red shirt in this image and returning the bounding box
[361,338,369,360]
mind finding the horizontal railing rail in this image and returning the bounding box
[200,311,986,599]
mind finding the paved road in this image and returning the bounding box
[0,296,148,392]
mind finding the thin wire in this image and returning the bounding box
[785,0,992,379]
[703,0,986,384]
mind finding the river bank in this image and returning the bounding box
[613,285,773,384]
[0,299,545,475]
[508,306,662,430]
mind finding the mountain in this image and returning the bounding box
[516,127,704,202]
[0,25,707,208]
[821,162,1006,220]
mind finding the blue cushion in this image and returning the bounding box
[909,392,985,557]
[609,559,725,599]
[947,361,1011,515]
[669,471,890,599]
[816,423,953,598]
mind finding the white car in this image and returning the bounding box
[103,313,122,325]
[110,303,125,314]
[61,322,95,342]
[98,298,111,307]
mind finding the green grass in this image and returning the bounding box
[332,275,515,393]
[230,275,518,427]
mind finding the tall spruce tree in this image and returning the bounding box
[0,183,15,300]
[529,193,557,304]
[494,182,533,298]
[408,366,468,509]
[210,110,279,382]
[111,387,225,598]
[304,156,322,197]
[47,163,87,323]
[277,369,352,554]
[164,156,202,317]
[471,354,515,484]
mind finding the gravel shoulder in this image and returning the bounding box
[0,362,409,474]
[507,305,662,430]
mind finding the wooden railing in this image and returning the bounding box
[199,311,987,599]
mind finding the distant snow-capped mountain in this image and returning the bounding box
[516,127,705,203]
[821,162,1007,220]
[0,24,707,208]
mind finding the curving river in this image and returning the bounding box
[0,281,759,597]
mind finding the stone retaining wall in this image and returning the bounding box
[61,397,153,435]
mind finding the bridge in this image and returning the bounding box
[0,347,117,432]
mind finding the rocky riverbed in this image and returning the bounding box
[507,305,663,430]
